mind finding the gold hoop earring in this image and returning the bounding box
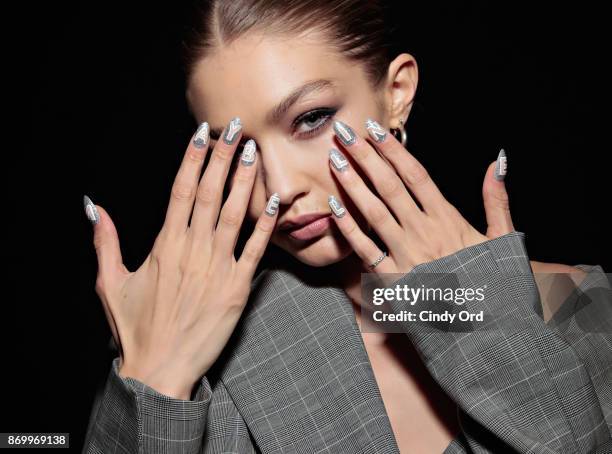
[391,119,407,147]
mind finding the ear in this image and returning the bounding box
[384,53,418,128]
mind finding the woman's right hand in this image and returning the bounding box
[85,118,279,400]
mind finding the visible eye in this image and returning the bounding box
[292,107,337,138]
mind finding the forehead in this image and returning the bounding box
[187,31,365,123]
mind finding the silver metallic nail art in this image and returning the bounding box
[192,122,209,148]
[83,195,100,224]
[265,193,280,216]
[328,195,346,218]
[241,139,256,166]
[365,118,387,143]
[223,117,242,145]
[333,120,356,146]
[329,148,349,172]
[494,148,507,181]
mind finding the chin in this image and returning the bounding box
[274,232,353,268]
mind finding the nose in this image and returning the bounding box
[258,142,309,206]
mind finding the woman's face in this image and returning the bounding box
[187,31,410,267]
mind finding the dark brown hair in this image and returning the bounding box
[181,0,405,89]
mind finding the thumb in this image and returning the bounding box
[84,195,127,283]
[483,149,515,238]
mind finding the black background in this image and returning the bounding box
[5,0,609,451]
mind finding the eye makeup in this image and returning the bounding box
[205,104,339,154]
[291,107,338,139]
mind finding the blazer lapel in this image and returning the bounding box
[214,261,401,454]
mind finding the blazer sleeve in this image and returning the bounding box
[82,357,212,454]
[384,231,612,453]
[545,263,612,438]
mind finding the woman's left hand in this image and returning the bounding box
[327,118,513,274]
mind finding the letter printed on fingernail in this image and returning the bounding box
[328,195,346,218]
[241,139,256,166]
[495,148,507,181]
[329,148,349,172]
[333,120,356,146]
[192,122,209,148]
[224,117,242,145]
[83,195,100,224]
[365,118,387,143]
[265,193,280,216]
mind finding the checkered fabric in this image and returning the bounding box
[83,231,612,453]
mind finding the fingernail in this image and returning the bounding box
[241,139,256,166]
[223,117,242,145]
[365,118,387,143]
[494,148,507,181]
[192,122,209,148]
[328,195,346,218]
[265,193,280,216]
[333,120,356,146]
[83,195,100,225]
[329,148,349,172]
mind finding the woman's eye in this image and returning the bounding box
[293,108,336,138]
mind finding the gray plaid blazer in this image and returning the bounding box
[83,231,612,453]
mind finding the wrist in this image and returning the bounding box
[119,364,195,400]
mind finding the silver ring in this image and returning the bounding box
[369,251,387,270]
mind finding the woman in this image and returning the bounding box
[82,1,612,453]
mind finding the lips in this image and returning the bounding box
[279,213,330,231]
[279,213,332,241]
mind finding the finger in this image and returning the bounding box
[84,196,125,351]
[236,193,280,280]
[84,196,127,284]
[190,117,243,239]
[332,120,421,228]
[163,122,210,235]
[364,118,447,214]
[328,146,406,254]
[328,195,396,273]
[483,149,514,238]
[212,140,258,258]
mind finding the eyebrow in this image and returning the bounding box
[208,78,336,141]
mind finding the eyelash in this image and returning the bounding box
[213,107,337,159]
[292,107,337,139]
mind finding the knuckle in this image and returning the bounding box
[171,182,194,201]
[94,275,106,295]
[195,185,216,206]
[256,219,274,235]
[220,210,241,228]
[92,233,106,252]
[186,149,205,164]
[241,245,262,264]
[343,219,359,238]
[489,188,510,209]
[408,164,430,187]
[352,148,369,163]
[366,204,388,225]
[149,249,163,268]
[342,172,359,188]
[151,232,167,257]
[214,146,234,163]
[378,177,403,199]
[233,170,252,184]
